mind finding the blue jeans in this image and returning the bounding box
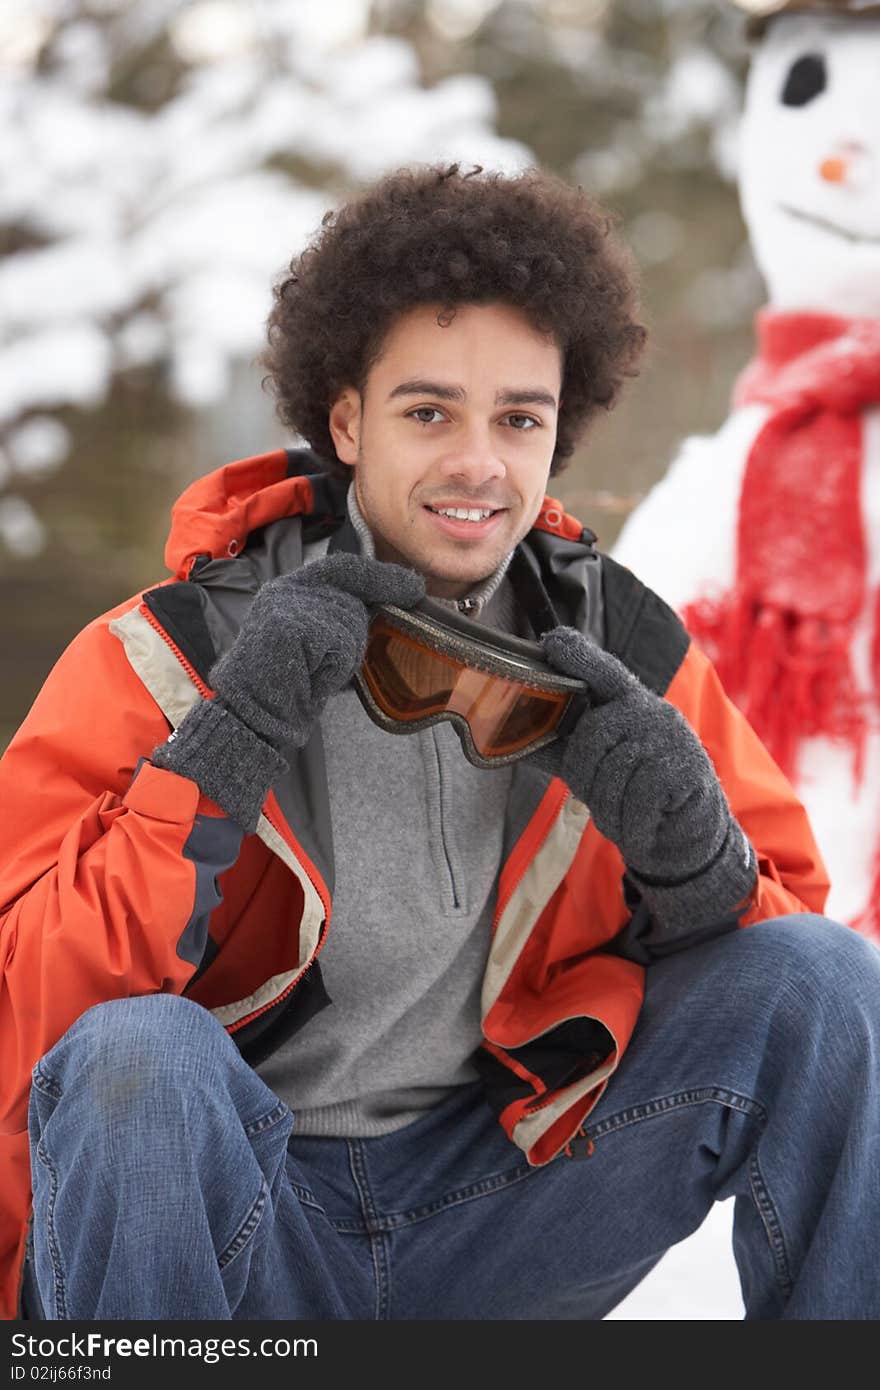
[24,914,880,1320]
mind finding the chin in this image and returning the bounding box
[427,562,494,586]
[423,559,498,594]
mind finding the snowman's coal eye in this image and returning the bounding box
[780,53,827,106]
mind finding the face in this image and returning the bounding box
[739,14,880,317]
[328,301,562,599]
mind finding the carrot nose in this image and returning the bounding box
[818,142,869,186]
[819,156,848,184]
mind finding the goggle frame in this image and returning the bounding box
[354,599,589,769]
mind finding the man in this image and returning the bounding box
[1,165,878,1322]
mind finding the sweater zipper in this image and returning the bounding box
[430,730,462,912]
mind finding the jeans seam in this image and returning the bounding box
[215,1100,292,1269]
[242,1101,290,1139]
[31,1064,62,1101]
[374,1232,392,1320]
[346,1141,390,1318]
[383,1162,539,1230]
[34,1141,67,1320]
[217,1178,269,1271]
[290,1182,323,1211]
[324,1161,538,1234]
[748,1148,794,1302]
[582,1086,768,1140]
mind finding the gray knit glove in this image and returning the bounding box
[539,626,757,936]
[152,553,425,832]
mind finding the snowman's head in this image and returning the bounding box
[739,10,880,316]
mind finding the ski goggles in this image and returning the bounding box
[353,597,589,769]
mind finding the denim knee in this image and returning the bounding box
[75,991,227,1048]
[744,914,880,997]
[728,914,880,1064]
[34,993,237,1115]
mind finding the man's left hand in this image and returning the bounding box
[540,626,756,933]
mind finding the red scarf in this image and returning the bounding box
[683,310,880,935]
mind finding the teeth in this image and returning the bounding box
[433,507,493,521]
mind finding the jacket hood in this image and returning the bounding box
[164,449,331,579]
[164,448,587,580]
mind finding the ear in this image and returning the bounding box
[328,388,362,468]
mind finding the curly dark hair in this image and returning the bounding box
[263,164,646,476]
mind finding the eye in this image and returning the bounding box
[780,53,826,107]
[408,406,445,425]
[503,413,539,431]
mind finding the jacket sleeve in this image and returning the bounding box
[666,640,830,925]
[0,605,243,1138]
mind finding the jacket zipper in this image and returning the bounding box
[139,603,213,699]
[226,802,331,1033]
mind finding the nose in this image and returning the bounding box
[818,140,871,187]
[437,423,506,487]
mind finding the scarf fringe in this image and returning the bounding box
[683,593,867,784]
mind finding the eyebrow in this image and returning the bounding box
[387,379,558,409]
[497,388,558,410]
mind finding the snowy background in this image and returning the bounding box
[2,0,758,1317]
[1,0,761,748]
[610,1201,741,1319]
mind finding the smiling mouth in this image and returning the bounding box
[425,505,504,523]
[778,204,880,245]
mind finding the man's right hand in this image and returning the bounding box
[209,552,425,754]
[152,552,424,831]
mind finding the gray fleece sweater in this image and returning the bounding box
[254,494,528,1135]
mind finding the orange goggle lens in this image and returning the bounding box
[359,616,572,760]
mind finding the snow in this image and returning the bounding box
[6,416,70,479]
[114,312,167,370]
[608,1203,743,1320]
[169,1,265,64]
[426,0,503,44]
[0,238,135,327]
[0,325,113,424]
[0,494,47,558]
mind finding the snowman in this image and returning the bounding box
[613,0,880,937]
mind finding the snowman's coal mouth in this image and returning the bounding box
[779,203,880,245]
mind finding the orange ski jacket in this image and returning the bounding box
[0,450,829,1319]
